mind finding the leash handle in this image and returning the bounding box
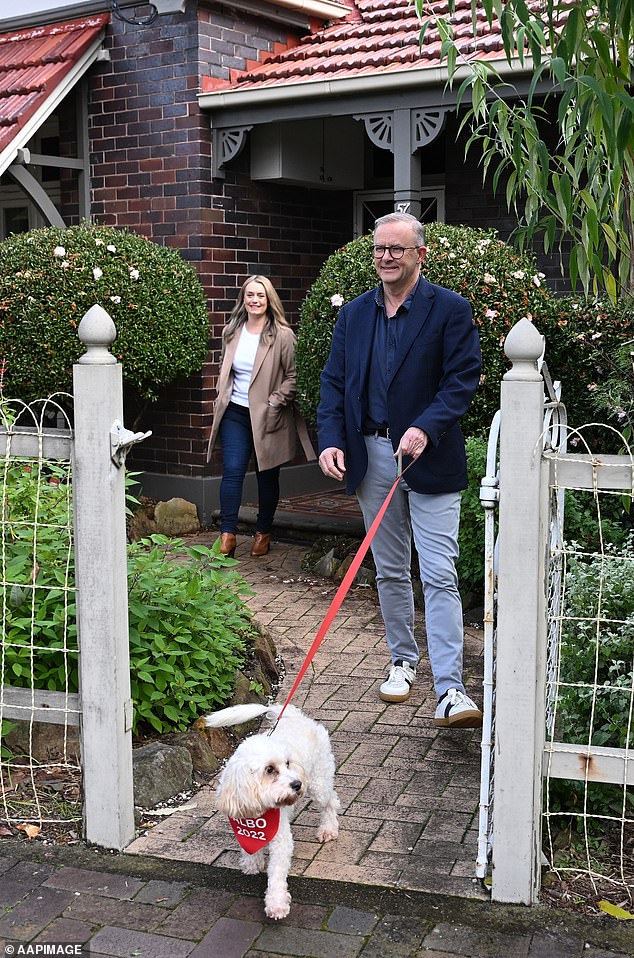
[273,452,413,727]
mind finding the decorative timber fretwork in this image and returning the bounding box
[212,126,253,178]
[355,107,449,155]
[412,108,449,149]
[353,112,393,152]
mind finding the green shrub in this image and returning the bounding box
[296,224,553,436]
[1,456,254,733]
[457,436,488,601]
[0,223,209,405]
[542,295,634,443]
[127,536,255,732]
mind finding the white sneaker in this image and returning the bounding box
[434,688,482,728]
[379,660,416,703]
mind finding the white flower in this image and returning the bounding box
[512,270,525,280]
[532,274,542,287]
[92,267,103,281]
[448,252,456,259]
[485,308,498,319]
[587,383,598,392]
[483,273,497,284]
[53,246,66,258]
[110,295,121,304]
[61,261,70,269]
[616,407,627,421]
[330,293,344,307]
[129,268,140,281]
[107,244,116,253]
[95,238,104,246]
[438,236,450,247]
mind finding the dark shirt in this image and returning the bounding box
[365,278,420,430]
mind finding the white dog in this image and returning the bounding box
[203,702,340,919]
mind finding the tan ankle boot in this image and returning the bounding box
[219,533,236,557]
[250,532,271,557]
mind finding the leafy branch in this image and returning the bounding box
[416,0,634,300]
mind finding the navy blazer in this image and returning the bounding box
[317,277,481,495]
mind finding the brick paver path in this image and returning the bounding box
[127,534,487,901]
[0,853,629,957]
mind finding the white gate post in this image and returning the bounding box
[492,317,548,903]
[73,305,135,850]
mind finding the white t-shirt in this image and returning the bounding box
[231,326,261,407]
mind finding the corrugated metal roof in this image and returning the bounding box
[0,14,108,168]
[201,0,571,95]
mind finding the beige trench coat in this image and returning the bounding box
[207,325,315,471]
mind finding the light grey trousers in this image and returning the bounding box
[356,434,466,698]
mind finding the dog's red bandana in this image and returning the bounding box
[228,808,280,854]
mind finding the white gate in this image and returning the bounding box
[477,317,633,904]
[0,305,147,850]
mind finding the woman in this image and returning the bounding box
[207,275,314,557]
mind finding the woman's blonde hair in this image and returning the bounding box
[223,275,289,345]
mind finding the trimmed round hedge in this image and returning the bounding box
[0,223,209,404]
[296,223,555,436]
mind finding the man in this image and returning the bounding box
[317,212,482,728]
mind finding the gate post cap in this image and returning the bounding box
[77,304,117,365]
[503,317,544,382]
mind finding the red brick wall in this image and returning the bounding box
[86,6,351,478]
[127,170,351,477]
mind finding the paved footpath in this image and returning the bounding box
[0,533,632,956]
[128,534,487,898]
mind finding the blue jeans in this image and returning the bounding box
[356,434,465,698]
[218,402,280,535]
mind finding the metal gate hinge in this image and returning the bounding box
[110,420,152,468]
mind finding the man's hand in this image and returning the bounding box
[397,427,429,460]
[319,447,346,480]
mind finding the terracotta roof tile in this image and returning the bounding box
[0,15,108,160]
[201,0,573,95]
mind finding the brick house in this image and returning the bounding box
[0,1,563,523]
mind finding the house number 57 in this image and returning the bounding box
[395,202,411,213]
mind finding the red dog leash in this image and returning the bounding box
[273,451,413,726]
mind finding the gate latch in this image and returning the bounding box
[110,420,152,468]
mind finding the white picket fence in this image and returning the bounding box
[0,305,147,850]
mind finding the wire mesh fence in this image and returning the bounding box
[543,427,633,904]
[0,396,81,836]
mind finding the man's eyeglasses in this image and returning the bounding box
[373,245,420,259]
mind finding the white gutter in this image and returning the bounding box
[199,56,533,113]
[261,0,350,19]
[0,31,107,177]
